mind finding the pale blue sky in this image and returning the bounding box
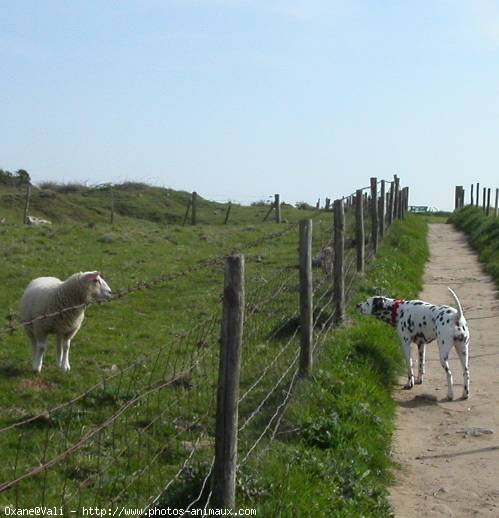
[2,1,499,209]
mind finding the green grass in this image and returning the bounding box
[236,215,430,517]
[449,205,499,286]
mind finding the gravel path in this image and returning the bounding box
[389,223,499,517]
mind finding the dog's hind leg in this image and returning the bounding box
[438,343,454,400]
[455,338,470,399]
[416,343,426,384]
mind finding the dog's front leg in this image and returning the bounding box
[416,343,426,384]
[402,337,414,389]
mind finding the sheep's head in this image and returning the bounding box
[82,271,113,301]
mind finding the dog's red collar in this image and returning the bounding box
[391,299,404,325]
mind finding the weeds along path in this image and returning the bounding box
[389,223,499,517]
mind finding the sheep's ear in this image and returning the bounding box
[83,271,100,281]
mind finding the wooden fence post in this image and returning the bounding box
[316,198,320,210]
[370,178,379,253]
[325,198,330,211]
[379,180,386,238]
[455,186,460,211]
[333,199,345,324]
[495,188,499,217]
[274,194,281,223]
[482,187,486,211]
[299,219,313,377]
[23,183,31,224]
[406,187,410,214]
[213,255,245,509]
[388,181,394,226]
[224,202,232,225]
[393,175,400,220]
[471,184,474,206]
[191,191,198,225]
[487,188,491,216]
[356,189,365,273]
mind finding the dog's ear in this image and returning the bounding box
[372,297,385,312]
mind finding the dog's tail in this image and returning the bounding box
[448,287,464,321]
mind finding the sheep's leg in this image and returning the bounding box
[56,336,63,368]
[60,338,72,372]
[32,339,47,373]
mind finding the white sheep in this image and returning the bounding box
[20,271,112,373]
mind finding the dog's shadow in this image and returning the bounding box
[398,393,442,408]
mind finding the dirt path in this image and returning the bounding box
[389,223,499,517]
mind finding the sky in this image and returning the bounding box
[2,0,499,210]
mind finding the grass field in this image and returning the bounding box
[449,205,499,286]
[238,214,431,517]
[0,183,430,513]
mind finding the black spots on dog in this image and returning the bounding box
[413,301,423,305]
[373,297,385,313]
[446,309,452,314]
[446,319,450,324]
[400,310,405,318]
[430,305,436,311]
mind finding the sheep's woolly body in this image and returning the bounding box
[20,271,112,372]
[21,274,89,338]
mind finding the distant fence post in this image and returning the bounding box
[333,199,345,324]
[191,192,198,225]
[213,255,245,509]
[393,175,400,220]
[299,219,313,377]
[370,178,379,253]
[275,194,281,223]
[495,188,499,217]
[486,188,491,216]
[224,202,232,225]
[325,198,330,211]
[405,187,410,214]
[455,186,465,211]
[23,183,31,224]
[379,180,386,238]
[471,183,474,206]
[476,183,480,206]
[388,181,394,226]
[356,189,365,273]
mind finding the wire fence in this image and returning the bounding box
[0,175,408,511]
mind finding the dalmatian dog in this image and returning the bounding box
[357,288,470,400]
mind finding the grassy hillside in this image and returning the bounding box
[449,205,499,284]
[0,182,308,227]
